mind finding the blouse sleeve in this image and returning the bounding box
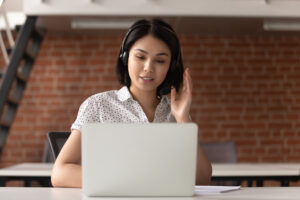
[71,97,100,132]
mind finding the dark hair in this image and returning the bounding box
[115,18,184,98]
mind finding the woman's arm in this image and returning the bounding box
[195,144,212,185]
[171,68,212,185]
[170,68,192,123]
[51,129,82,188]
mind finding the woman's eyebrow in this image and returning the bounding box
[156,52,169,57]
[134,49,169,56]
[134,49,148,54]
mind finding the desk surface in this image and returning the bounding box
[0,187,300,200]
[0,163,52,177]
[212,163,300,177]
[1,162,300,177]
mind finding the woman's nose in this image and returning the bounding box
[143,60,154,73]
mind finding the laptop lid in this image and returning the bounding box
[82,123,198,197]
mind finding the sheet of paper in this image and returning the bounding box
[194,185,241,195]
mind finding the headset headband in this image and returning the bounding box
[120,21,179,55]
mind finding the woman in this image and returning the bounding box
[51,18,212,188]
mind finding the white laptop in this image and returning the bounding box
[81,123,198,197]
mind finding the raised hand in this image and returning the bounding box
[170,68,193,123]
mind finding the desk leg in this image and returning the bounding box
[256,180,263,187]
[281,180,289,187]
[24,180,31,187]
[247,180,253,187]
[0,178,6,186]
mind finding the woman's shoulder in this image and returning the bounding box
[84,87,126,104]
[86,90,117,102]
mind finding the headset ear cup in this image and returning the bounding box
[121,51,128,66]
[172,59,182,91]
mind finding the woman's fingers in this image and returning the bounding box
[172,68,192,103]
[186,68,192,91]
[183,68,192,94]
[171,87,177,102]
[181,68,187,92]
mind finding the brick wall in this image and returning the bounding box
[1,32,300,169]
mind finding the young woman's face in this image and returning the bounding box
[128,34,171,95]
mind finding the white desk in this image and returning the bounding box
[1,163,300,187]
[0,163,53,186]
[212,163,300,186]
[0,187,300,200]
[213,163,300,176]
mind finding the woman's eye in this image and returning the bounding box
[136,55,145,60]
[156,60,165,64]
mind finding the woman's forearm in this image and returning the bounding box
[176,119,211,184]
[196,145,212,185]
[51,163,82,188]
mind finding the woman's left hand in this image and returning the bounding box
[170,68,193,123]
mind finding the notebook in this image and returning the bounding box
[194,186,241,194]
[81,123,198,197]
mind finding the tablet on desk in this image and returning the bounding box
[81,123,198,197]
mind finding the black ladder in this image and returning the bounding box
[0,16,46,150]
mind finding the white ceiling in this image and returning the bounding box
[1,0,23,11]
[2,0,300,35]
[37,16,300,35]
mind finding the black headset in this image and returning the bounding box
[119,21,183,96]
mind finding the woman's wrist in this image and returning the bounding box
[175,115,192,123]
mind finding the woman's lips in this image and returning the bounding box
[140,76,154,82]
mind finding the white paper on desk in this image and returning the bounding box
[194,185,241,195]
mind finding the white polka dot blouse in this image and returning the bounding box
[71,86,176,131]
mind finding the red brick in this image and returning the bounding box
[261,139,283,145]
[268,123,292,129]
[287,140,300,145]
[221,123,244,129]
[2,32,300,166]
[246,123,266,129]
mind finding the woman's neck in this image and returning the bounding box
[129,87,159,109]
[129,86,159,121]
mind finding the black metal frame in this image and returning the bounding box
[0,176,51,187]
[212,175,300,187]
[0,16,45,149]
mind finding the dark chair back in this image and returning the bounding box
[47,132,71,160]
[200,141,237,163]
[200,141,239,186]
[42,140,55,163]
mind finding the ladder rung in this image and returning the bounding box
[23,51,35,61]
[32,28,45,41]
[10,79,25,103]
[1,103,17,126]
[16,71,29,82]
[7,95,21,105]
[15,25,22,32]
[0,126,9,148]
[17,59,34,82]
[0,120,11,128]
[6,47,12,54]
